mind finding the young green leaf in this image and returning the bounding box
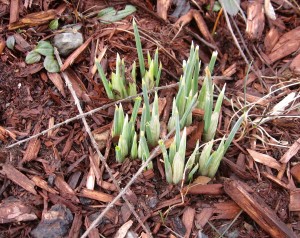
[44,55,60,73]
[49,19,59,30]
[95,60,114,99]
[35,41,54,56]
[25,51,41,64]
[6,35,15,50]
[133,19,145,77]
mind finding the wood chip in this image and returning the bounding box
[0,198,37,224]
[184,183,223,195]
[55,175,80,203]
[195,207,213,229]
[0,164,37,195]
[182,207,195,238]
[47,72,66,97]
[289,189,300,212]
[21,122,41,164]
[290,53,300,74]
[212,201,242,220]
[79,188,120,205]
[31,175,58,194]
[280,138,300,163]
[247,149,282,170]
[267,26,300,63]
[224,179,297,238]
[113,220,133,238]
[246,0,265,39]
[291,163,300,183]
[157,0,172,20]
[68,213,82,238]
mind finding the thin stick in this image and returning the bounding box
[53,48,153,237]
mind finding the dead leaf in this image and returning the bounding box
[47,72,66,97]
[113,220,133,238]
[247,149,282,170]
[267,26,300,63]
[8,9,57,30]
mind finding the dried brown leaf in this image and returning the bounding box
[247,149,282,170]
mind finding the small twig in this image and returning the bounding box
[53,48,153,238]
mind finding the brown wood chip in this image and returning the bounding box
[0,164,37,195]
[224,179,297,238]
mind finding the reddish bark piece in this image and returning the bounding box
[47,72,66,97]
[48,193,80,213]
[63,69,88,98]
[246,0,265,39]
[84,215,100,238]
[154,197,183,211]
[31,175,58,194]
[212,201,242,220]
[290,53,300,75]
[175,9,217,48]
[0,198,37,224]
[187,121,203,149]
[267,26,300,63]
[114,220,133,238]
[55,175,80,203]
[224,179,297,238]
[247,149,282,170]
[182,207,195,238]
[0,164,37,195]
[289,189,300,212]
[291,164,300,183]
[196,207,213,229]
[9,0,19,24]
[79,188,120,205]
[264,27,280,53]
[184,184,223,195]
[280,138,300,163]
[8,9,57,30]
[68,213,82,238]
[21,122,41,164]
[157,0,172,20]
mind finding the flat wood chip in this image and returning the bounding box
[224,179,297,238]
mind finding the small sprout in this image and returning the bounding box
[133,19,145,77]
[34,41,54,56]
[43,55,60,73]
[6,35,15,50]
[49,19,59,30]
[130,132,138,159]
[112,104,125,138]
[26,51,41,64]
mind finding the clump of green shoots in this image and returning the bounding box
[96,20,161,99]
[197,51,226,142]
[108,31,242,182]
[113,97,141,162]
[159,109,199,184]
[168,43,200,131]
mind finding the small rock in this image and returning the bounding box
[53,30,83,56]
[31,204,73,238]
